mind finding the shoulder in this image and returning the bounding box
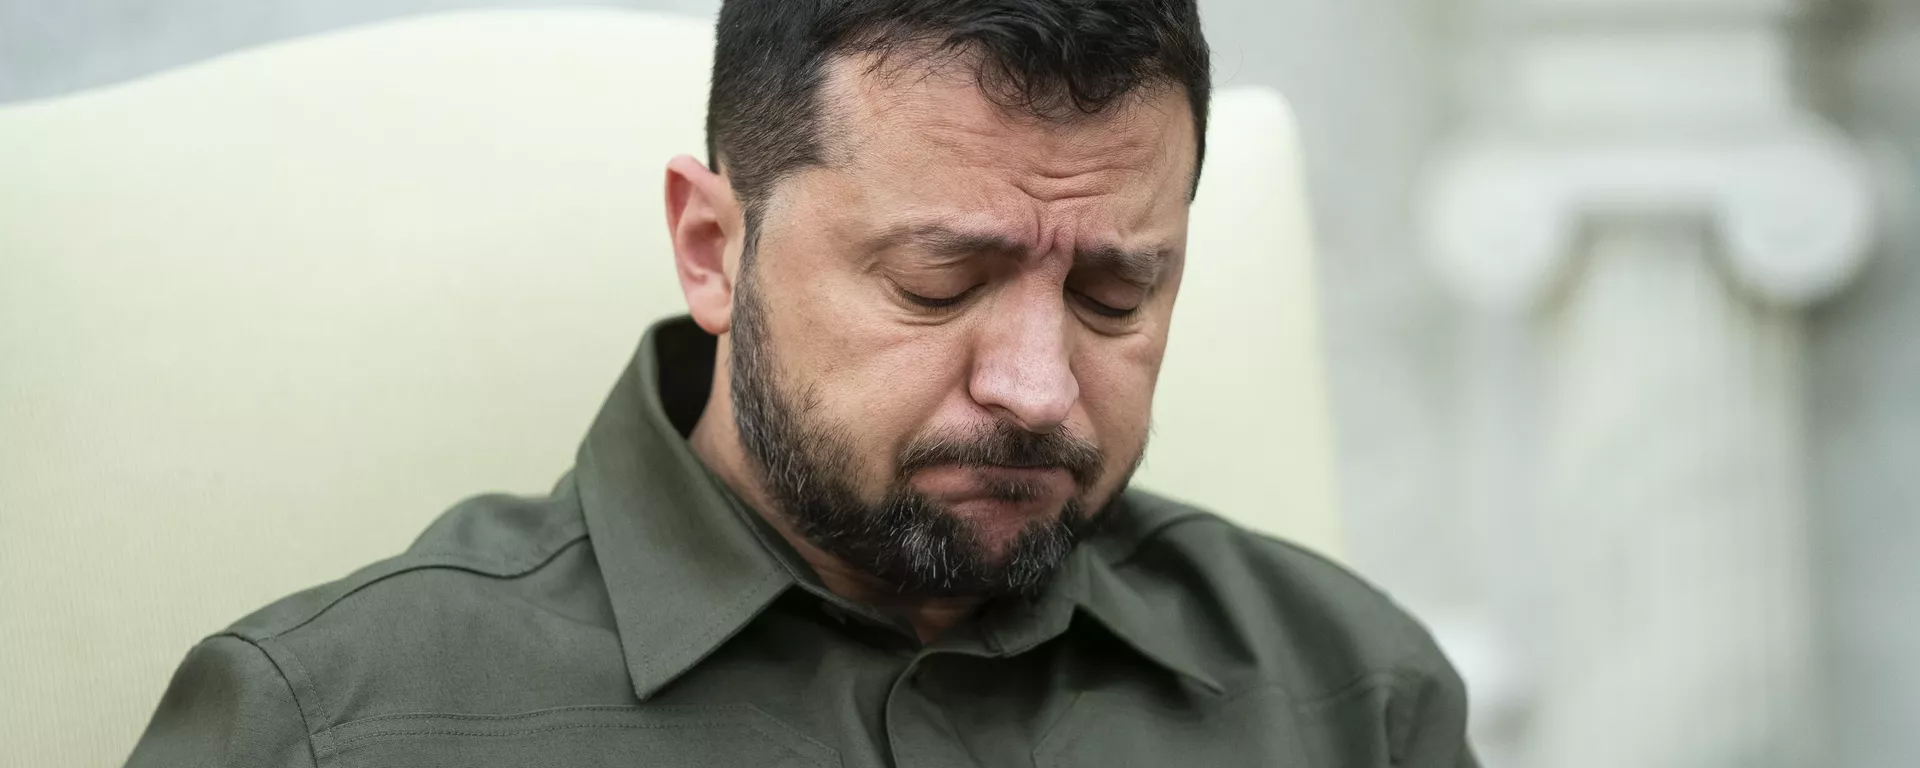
[205,479,621,729]
[1102,489,1463,703]
[223,483,593,644]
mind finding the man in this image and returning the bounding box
[128,0,1474,765]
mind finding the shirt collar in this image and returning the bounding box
[576,316,1222,699]
[990,504,1227,695]
[1071,515,1227,694]
[575,317,794,701]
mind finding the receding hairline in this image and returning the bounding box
[717,47,1201,210]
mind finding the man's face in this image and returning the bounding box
[731,55,1195,598]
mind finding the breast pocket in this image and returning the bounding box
[317,704,839,768]
[1033,686,1313,768]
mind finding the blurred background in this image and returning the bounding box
[4,0,1916,766]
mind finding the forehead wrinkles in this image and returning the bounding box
[795,53,1193,262]
[817,52,1176,187]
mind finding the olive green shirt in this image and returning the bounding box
[127,317,1474,768]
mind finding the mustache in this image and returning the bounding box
[896,422,1104,489]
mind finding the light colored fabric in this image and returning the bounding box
[0,8,1338,766]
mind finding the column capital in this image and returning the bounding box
[1422,122,1876,311]
[1423,0,1875,311]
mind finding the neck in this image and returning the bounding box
[688,357,984,644]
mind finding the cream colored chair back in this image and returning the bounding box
[0,9,1338,765]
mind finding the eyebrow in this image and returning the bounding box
[1077,244,1168,289]
[876,223,1169,286]
[879,224,1024,261]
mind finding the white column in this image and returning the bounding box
[1537,218,1818,766]
[1421,0,1875,765]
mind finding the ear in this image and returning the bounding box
[664,154,745,335]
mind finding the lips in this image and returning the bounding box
[910,464,1076,504]
[894,423,1104,488]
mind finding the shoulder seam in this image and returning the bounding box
[204,632,324,767]
[1287,666,1431,711]
[232,526,589,643]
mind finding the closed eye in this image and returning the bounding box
[898,285,980,310]
[1070,289,1139,319]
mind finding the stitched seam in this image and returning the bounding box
[324,703,835,763]
[334,722,766,748]
[1032,690,1087,752]
[638,567,788,696]
[236,533,589,740]
[215,634,323,768]
[1194,679,1290,713]
[253,635,336,762]
[742,702,840,760]
[330,707,835,767]
[334,705,651,727]
[1286,669,1428,767]
[1290,669,1425,712]
[256,531,589,642]
[1035,680,1287,765]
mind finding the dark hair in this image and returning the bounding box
[706,0,1211,242]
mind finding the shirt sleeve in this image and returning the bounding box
[1390,626,1479,768]
[124,635,317,768]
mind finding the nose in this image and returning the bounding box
[968,296,1078,434]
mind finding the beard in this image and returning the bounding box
[728,271,1129,600]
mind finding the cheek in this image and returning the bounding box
[1072,332,1166,460]
[770,275,973,465]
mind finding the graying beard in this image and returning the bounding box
[727,272,1094,598]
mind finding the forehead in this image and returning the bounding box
[795,52,1197,237]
